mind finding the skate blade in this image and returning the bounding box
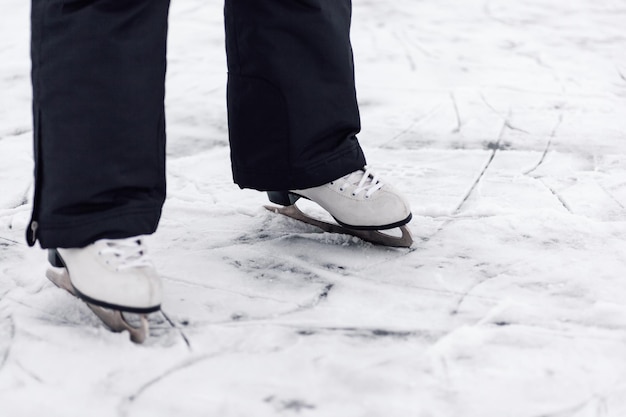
[265,204,413,248]
[46,267,149,343]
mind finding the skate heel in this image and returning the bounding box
[48,249,65,268]
[267,191,300,206]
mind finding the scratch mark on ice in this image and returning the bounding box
[480,94,529,134]
[381,102,445,148]
[118,351,229,417]
[450,92,462,133]
[538,180,573,213]
[598,183,626,211]
[483,0,510,26]
[535,393,608,417]
[524,113,564,175]
[453,115,509,214]
[0,315,15,373]
[161,274,296,305]
[159,309,192,351]
[0,235,22,246]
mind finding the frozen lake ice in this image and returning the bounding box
[1,0,625,416]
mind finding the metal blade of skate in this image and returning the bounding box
[46,267,149,343]
[265,204,413,248]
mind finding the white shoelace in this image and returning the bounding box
[333,168,384,198]
[98,237,153,271]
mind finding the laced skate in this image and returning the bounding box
[46,237,162,343]
[266,168,413,247]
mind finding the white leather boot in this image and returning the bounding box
[50,237,162,313]
[269,168,412,230]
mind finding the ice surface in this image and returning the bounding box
[1,0,625,416]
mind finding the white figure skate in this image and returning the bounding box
[266,168,413,247]
[46,237,162,343]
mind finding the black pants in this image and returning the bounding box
[28,0,366,249]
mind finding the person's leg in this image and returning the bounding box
[28,0,170,317]
[224,0,366,191]
[28,0,171,249]
[224,0,411,232]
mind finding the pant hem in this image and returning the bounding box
[36,207,163,249]
[233,142,367,191]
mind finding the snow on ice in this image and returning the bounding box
[1,0,625,416]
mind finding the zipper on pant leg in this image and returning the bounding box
[27,2,46,247]
[26,108,43,247]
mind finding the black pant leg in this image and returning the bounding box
[224,0,367,191]
[28,0,171,249]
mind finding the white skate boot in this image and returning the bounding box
[266,168,413,247]
[46,237,162,343]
